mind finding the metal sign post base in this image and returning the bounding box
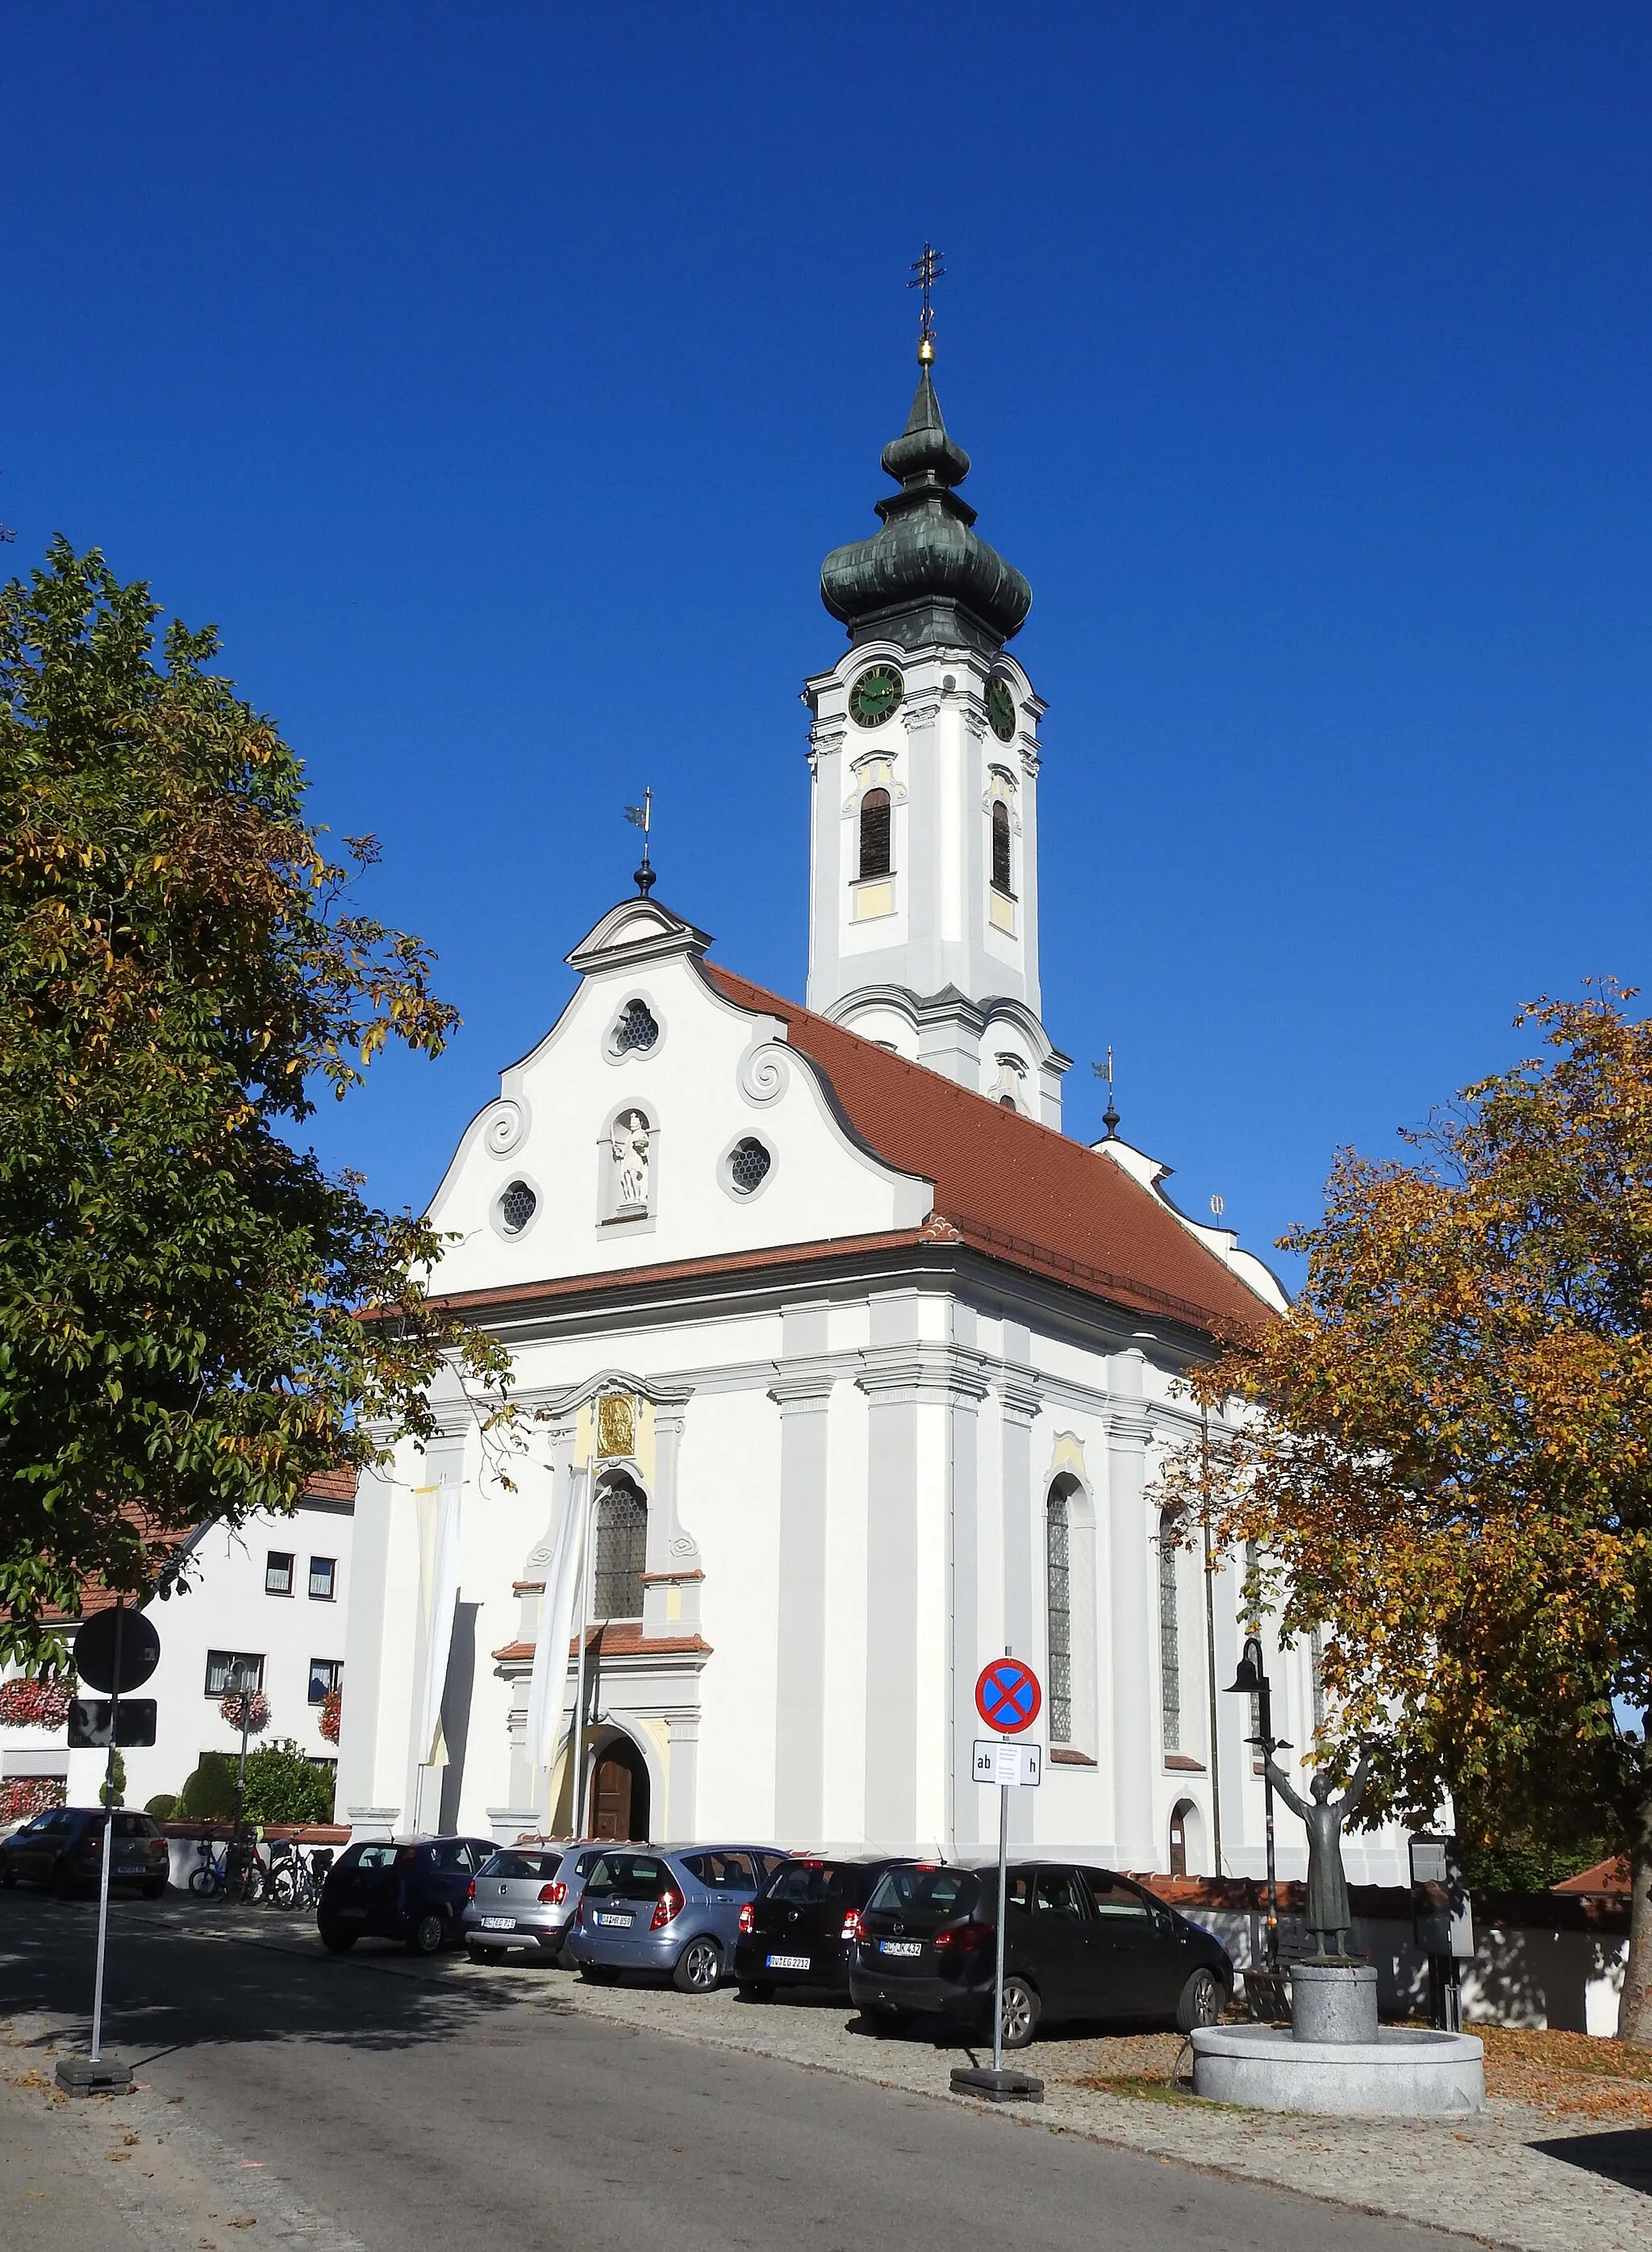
[56,2053,132,2096]
[950,2063,1045,2103]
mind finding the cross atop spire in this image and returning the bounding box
[907,241,945,365]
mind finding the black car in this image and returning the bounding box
[849,1860,1233,2049]
[0,1806,170,1899]
[317,1835,498,1956]
[732,1855,910,1997]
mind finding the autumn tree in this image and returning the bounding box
[1161,986,1652,2040]
[0,540,511,1657]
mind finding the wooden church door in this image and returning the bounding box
[590,1737,651,1842]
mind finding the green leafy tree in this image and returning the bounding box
[240,1737,334,1826]
[1161,986,1652,2038]
[0,540,513,1657]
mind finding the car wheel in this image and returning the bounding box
[142,1877,167,1900]
[997,1975,1040,2051]
[319,1926,357,1953]
[1176,1966,1224,2032]
[407,1909,448,1956]
[467,1944,503,1964]
[736,1979,774,2003]
[580,1962,623,1986]
[673,1936,724,1994]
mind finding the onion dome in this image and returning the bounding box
[820,358,1032,656]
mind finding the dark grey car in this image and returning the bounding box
[463,1843,607,1963]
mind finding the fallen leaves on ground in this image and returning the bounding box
[1476,2025,1652,2120]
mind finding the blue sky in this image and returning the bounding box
[6,6,1649,1283]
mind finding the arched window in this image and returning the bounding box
[991,800,1012,895]
[593,1476,647,1620]
[858,787,891,880]
[1046,1488,1072,1743]
[1159,1508,1181,1752]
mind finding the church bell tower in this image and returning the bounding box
[803,305,1070,1125]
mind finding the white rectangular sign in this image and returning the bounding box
[973,1738,1042,1788]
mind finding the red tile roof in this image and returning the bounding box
[702,962,1271,1336]
[1550,1856,1629,1897]
[492,1623,712,1663]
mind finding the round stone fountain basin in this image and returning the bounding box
[1190,2025,1484,2116]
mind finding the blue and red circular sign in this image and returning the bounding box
[974,1658,1041,1736]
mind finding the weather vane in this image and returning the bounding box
[624,786,655,896]
[1092,1048,1121,1140]
[908,241,945,365]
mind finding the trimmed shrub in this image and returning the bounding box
[177,1754,240,1821]
[144,1793,178,1820]
[241,1738,334,1826]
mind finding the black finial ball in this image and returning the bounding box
[635,861,656,896]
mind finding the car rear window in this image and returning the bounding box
[766,1862,857,1905]
[866,1866,979,1921]
[350,1845,400,1872]
[483,1851,561,1880]
[584,1854,669,1900]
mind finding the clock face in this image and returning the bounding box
[987,677,1018,744]
[849,664,903,728]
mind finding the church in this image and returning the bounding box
[335,327,1408,1887]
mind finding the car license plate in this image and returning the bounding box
[480,1916,515,1930]
[878,1939,922,1958]
[339,1907,368,1920]
[595,1912,634,1928]
[766,1953,811,1971]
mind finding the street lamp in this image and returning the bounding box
[231,1662,257,1834]
[1226,1634,1289,1980]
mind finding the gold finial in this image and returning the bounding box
[908,241,945,364]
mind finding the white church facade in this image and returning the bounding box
[336,344,1409,1886]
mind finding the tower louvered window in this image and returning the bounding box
[858,788,891,879]
[991,800,1012,895]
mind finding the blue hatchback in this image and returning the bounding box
[567,1845,787,1993]
[317,1835,498,1956]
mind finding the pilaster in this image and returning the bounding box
[1108,1348,1157,1870]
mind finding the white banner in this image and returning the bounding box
[525,1465,587,1777]
[418,1481,463,1766]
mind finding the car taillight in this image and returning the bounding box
[932,1919,993,1955]
[738,1902,755,1935]
[539,1882,565,1905]
[651,1888,682,1931]
[574,1898,585,1925]
[841,1908,864,1945]
[466,1879,477,1900]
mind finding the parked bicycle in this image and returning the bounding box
[267,1841,332,1913]
[186,1832,265,1904]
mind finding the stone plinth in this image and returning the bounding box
[56,2053,132,2096]
[1291,1960,1379,2044]
[1191,2025,1484,2116]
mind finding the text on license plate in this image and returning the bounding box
[595,1912,634,1927]
[878,1939,922,1958]
[766,1953,810,1971]
[480,1917,515,1930]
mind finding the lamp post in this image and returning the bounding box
[232,1662,256,1832]
[1226,1634,1287,1979]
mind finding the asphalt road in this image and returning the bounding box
[2,1890,1475,2252]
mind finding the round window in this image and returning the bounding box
[728,1138,772,1196]
[498,1180,537,1235]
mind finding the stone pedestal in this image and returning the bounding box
[56,2053,131,2096]
[1291,1961,1379,2044]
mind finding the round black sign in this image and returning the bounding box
[73,1605,161,1695]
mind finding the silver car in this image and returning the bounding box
[462,1843,607,1964]
[566,1845,786,1993]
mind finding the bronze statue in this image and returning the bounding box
[1263,1754,1373,1961]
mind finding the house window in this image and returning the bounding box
[309,1557,336,1601]
[1158,1509,1181,1752]
[858,788,891,880]
[308,1658,344,1704]
[205,1651,265,1697]
[1046,1490,1072,1743]
[592,1476,648,1621]
[265,1553,294,1596]
[991,800,1012,895]
[1244,1539,1265,1774]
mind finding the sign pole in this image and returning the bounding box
[991,1770,1008,2075]
[89,1603,123,2066]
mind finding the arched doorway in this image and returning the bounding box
[1169,1798,1195,1879]
[589,1733,651,1841]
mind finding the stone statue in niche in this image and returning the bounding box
[610,1110,651,1211]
